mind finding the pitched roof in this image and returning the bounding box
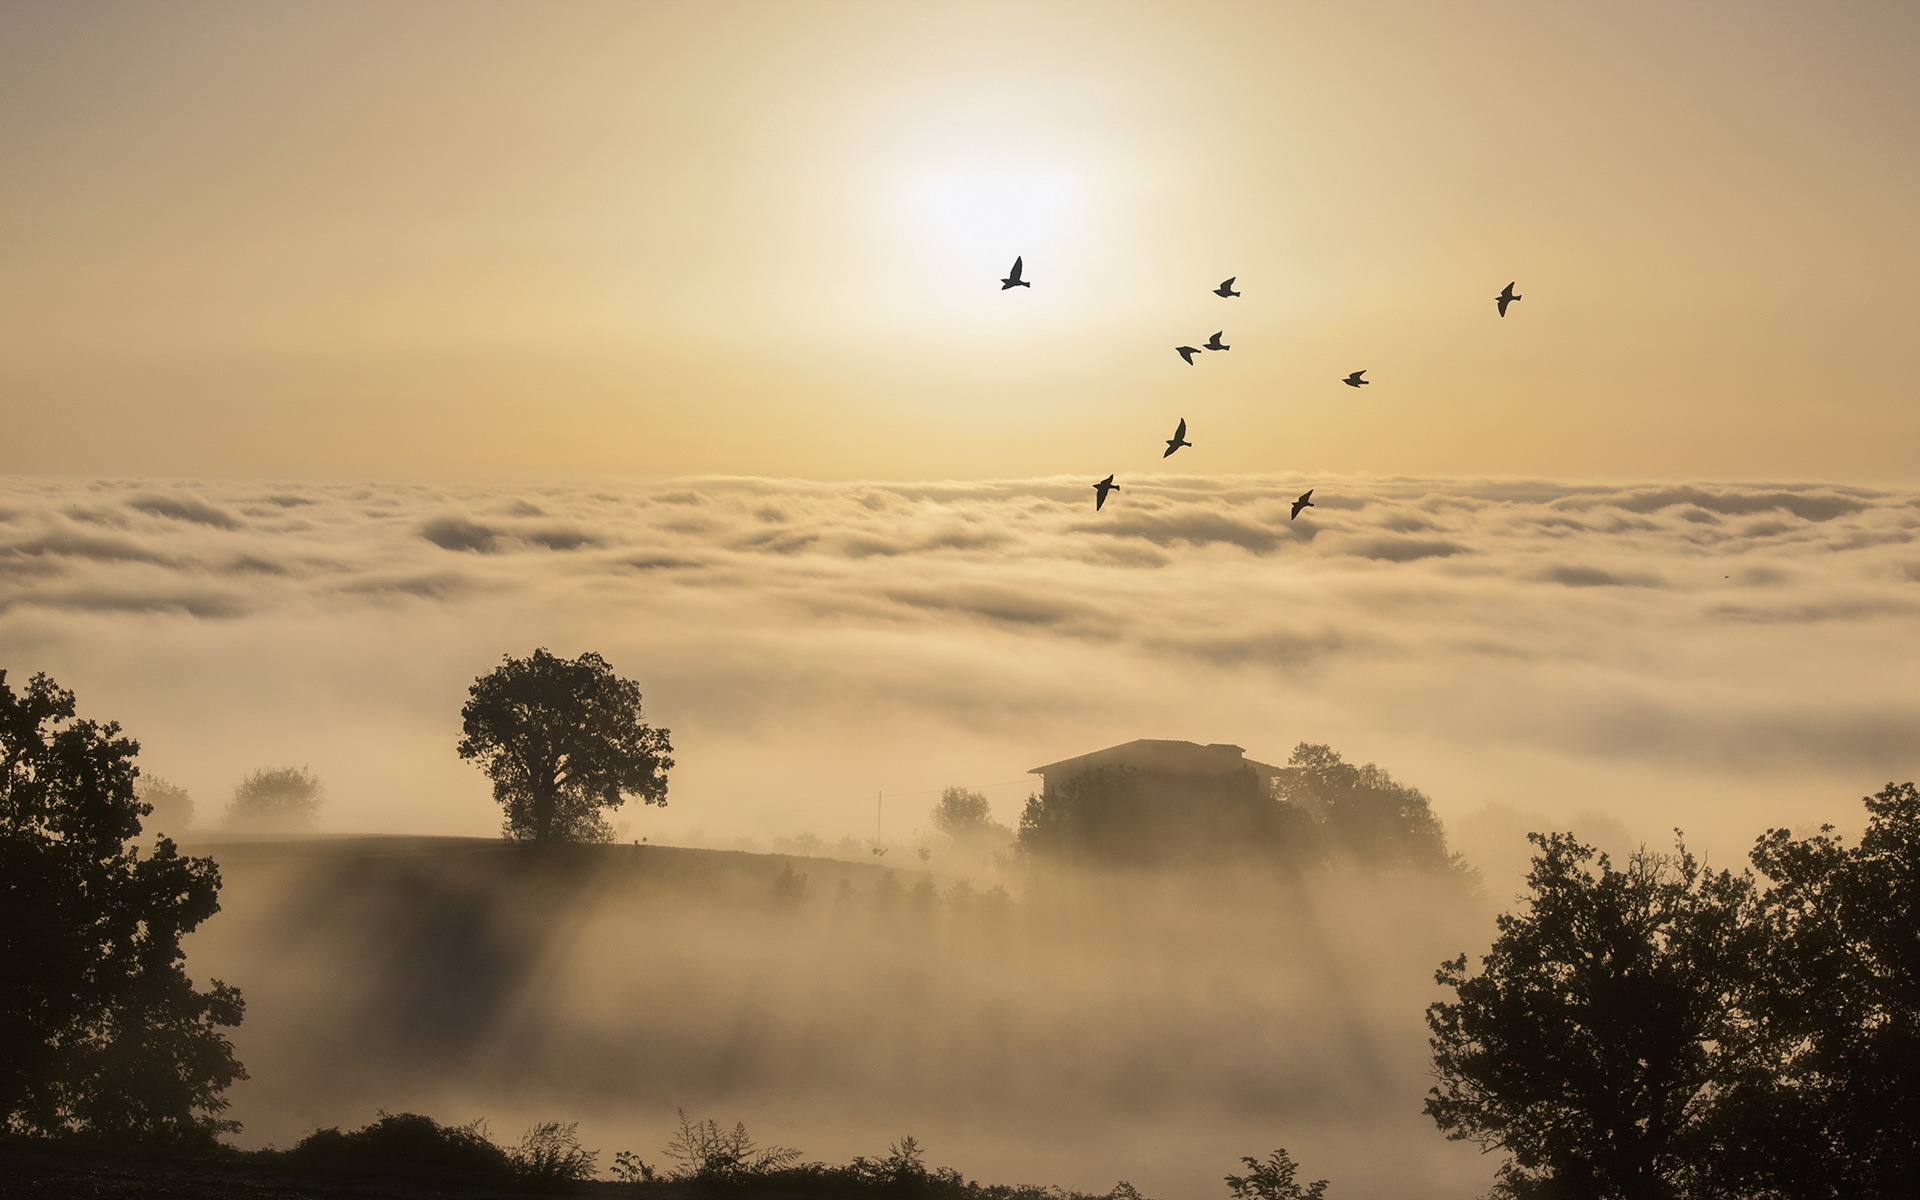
[1029,738,1283,783]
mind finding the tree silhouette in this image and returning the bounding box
[134,775,193,836]
[932,787,994,837]
[1733,781,1920,1198]
[1425,832,1762,1199]
[224,765,322,832]
[0,670,245,1143]
[457,649,672,843]
[1271,743,1457,871]
[1225,1148,1328,1200]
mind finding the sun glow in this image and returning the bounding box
[900,167,1091,285]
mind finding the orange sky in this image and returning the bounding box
[2,1,1917,481]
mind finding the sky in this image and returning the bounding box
[1,3,1918,854]
[3,0,1917,481]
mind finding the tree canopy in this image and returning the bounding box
[457,649,673,843]
[0,669,246,1144]
[1427,782,1920,1199]
[224,765,322,832]
[1425,834,1761,1199]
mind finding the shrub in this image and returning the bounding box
[287,1110,512,1176]
[664,1108,802,1180]
[512,1120,598,1182]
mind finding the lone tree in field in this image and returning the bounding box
[224,765,322,832]
[0,670,246,1143]
[457,649,672,843]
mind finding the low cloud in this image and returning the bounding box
[1,474,1916,861]
[127,493,243,529]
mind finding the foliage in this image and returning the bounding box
[457,648,673,843]
[1224,1149,1328,1200]
[1426,832,1764,1199]
[1270,743,1457,872]
[932,787,996,837]
[611,1148,658,1183]
[0,669,246,1144]
[512,1119,599,1181]
[287,1110,511,1176]
[134,775,193,834]
[1732,781,1920,1198]
[663,1108,803,1180]
[224,766,322,832]
[772,861,809,906]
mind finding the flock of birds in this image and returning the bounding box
[997,255,1522,514]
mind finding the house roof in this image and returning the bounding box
[1029,738,1283,782]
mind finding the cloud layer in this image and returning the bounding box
[3,474,1916,855]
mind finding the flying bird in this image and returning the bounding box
[1177,345,1202,365]
[1496,281,1521,317]
[1343,370,1369,387]
[1164,418,1192,457]
[1001,256,1030,290]
[1093,474,1120,510]
[1205,331,1229,352]
[1214,277,1240,298]
[1291,489,1315,520]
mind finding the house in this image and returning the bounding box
[1021,739,1296,865]
[1028,739,1284,795]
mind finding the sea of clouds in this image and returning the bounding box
[2,473,1916,872]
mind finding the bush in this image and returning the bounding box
[664,1108,803,1180]
[286,1110,512,1176]
[1224,1149,1328,1200]
[512,1120,598,1182]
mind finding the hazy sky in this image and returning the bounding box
[4,1,1917,480]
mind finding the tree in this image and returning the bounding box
[0,669,246,1144]
[456,649,673,843]
[1225,1148,1329,1200]
[1271,743,1457,871]
[134,775,193,835]
[1424,833,1762,1200]
[1731,782,1920,1198]
[224,765,322,832]
[932,786,994,837]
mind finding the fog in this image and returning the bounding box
[7,471,1915,1194]
[186,836,1494,1198]
[4,473,1915,868]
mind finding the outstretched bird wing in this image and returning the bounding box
[1009,256,1024,282]
[1177,346,1200,364]
[1174,418,1187,440]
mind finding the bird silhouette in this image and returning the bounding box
[1343,370,1369,387]
[1205,331,1229,351]
[1093,475,1120,510]
[1496,281,1521,317]
[1001,256,1030,290]
[1164,418,1192,457]
[1177,345,1202,365]
[1290,489,1315,520]
[1214,277,1240,298]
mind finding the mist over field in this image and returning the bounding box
[3,473,1915,867]
[186,836,1492,1198]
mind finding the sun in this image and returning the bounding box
[900,166,1089,280]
